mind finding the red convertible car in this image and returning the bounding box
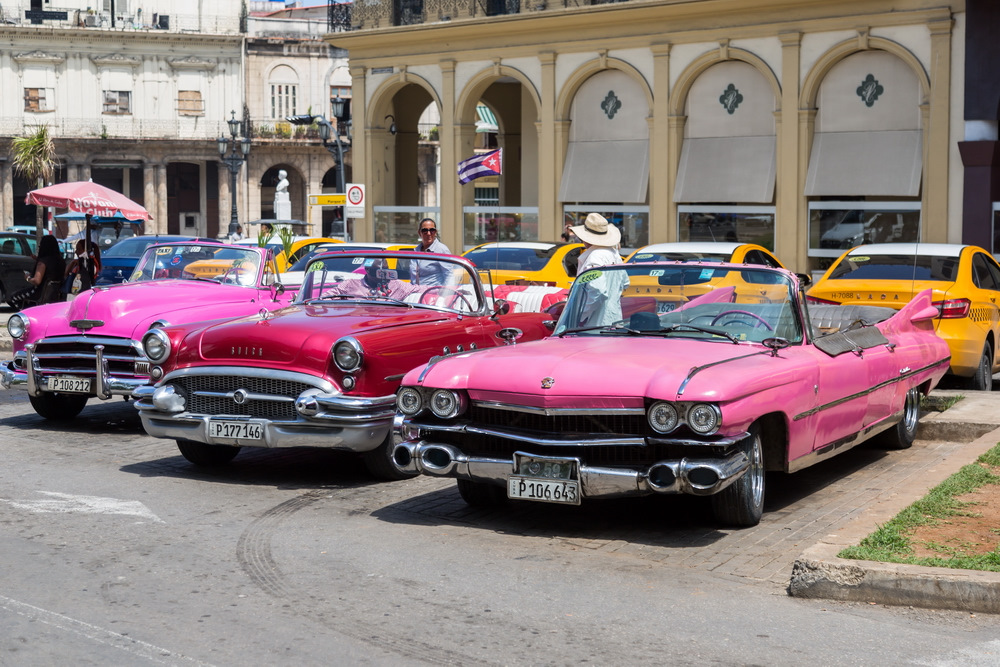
[391,261,951,527]
[132,249,563,478]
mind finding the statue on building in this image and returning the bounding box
[274,169,291,220]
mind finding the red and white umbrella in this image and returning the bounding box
[25,181,150,222]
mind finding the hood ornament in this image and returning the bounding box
[541,377,555,389]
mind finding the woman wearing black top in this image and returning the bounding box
[10,235,66,309]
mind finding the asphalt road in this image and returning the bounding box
[1,390,998,666]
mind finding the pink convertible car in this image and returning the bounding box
[2,242,292,421]
[392,261,951,527]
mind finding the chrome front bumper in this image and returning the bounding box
[133,383,397,451]
[1,343,149,399]
[391,438,750,499]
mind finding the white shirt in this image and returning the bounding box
[577,245,622,273]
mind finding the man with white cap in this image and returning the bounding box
[570,213,630,326]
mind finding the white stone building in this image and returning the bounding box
[0,0,351,238]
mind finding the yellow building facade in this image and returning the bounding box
[328,0,964,274]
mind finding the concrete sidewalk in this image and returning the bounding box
[789,389,1000,613]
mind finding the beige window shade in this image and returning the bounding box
[673,136,776,203]
[558,140,649,204]
[805,130,922,197]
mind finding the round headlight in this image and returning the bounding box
[142,329,171,363]
[333,338,363,372]
[397,386,424,416]
[687,404,721,435]
[7,313,28,340]
[429,389,465,419]
[647,401,679,433]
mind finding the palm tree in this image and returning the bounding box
[11,125,57,242]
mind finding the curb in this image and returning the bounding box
[788,424,1000,613]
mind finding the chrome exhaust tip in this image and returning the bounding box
[391,442,419,473]
[646,462,680,493]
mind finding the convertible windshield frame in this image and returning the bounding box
[553,262,804,344]
[293,250,487,316]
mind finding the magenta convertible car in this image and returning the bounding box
[2,241,293,421]
[391,261,951,527]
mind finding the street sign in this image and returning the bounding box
[308,194,346,206]
[346,184,365,219]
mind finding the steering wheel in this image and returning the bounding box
[419,285,474,311]
[710,309,773,331]
[216,265,250,285]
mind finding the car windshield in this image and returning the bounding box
[129,243,264,285]
[464,245,557,271]
[554,263,802,343]
[103,236,176,258]
[828,253,959,282]
[628,251,730,263]
[297,251,483,313]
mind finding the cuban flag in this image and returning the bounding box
[457,149,502,184]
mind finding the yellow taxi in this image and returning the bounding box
[463,241,585,288]
[623,242,788,306]
[807,243,1000,390]
[279,237,344,271]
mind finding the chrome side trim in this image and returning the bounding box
[792,357,949,421]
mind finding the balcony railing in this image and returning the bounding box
[0,116,233,141]
[0,8,241,34]
[349,0,631,30]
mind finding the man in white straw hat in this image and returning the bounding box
[572,212,623,273]
[571,213,629,326]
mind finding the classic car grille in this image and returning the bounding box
[469,405,647,436]
[174,374,315,420]
[32,336,145,378]
[425,405,718,466]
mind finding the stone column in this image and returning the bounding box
[143,163,155,235]
[538,52,558,240]
[650,43,671,243]
[777,32,803,272]
[155,164,168,235]
[925,17,954,243]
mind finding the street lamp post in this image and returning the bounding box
[286,99,351,238]
[217,110,251,239]
[286,96,352,192]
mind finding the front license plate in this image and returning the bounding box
[208,420,263,441]
[46,376,91,393]
[508,476,580,505]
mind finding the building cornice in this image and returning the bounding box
[167,56,218,71]
[327,0,955,64]
[12,50,65,65]
[90,53,141,68]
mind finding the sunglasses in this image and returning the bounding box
[420,228,437,234]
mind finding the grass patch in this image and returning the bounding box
[920,393,964,412]
[838,441,1000,572]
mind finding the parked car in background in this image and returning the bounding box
[97,235,220,285]
[392,261,949,527]
[625,242,785,268]
[808,243,1000,390]
[463,241,585,288]
[2,242,294,421]
[0,232,37,306]
[278,243,415,288]
[133,249,560,477]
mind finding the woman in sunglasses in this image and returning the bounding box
[412,217,452,285]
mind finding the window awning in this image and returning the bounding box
[558,139,649,204]
[805,130,922,197]
[476,105,498,133]
[673,136,776,203]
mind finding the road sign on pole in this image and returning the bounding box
[308,194,346,206]
[346,184,365,219]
